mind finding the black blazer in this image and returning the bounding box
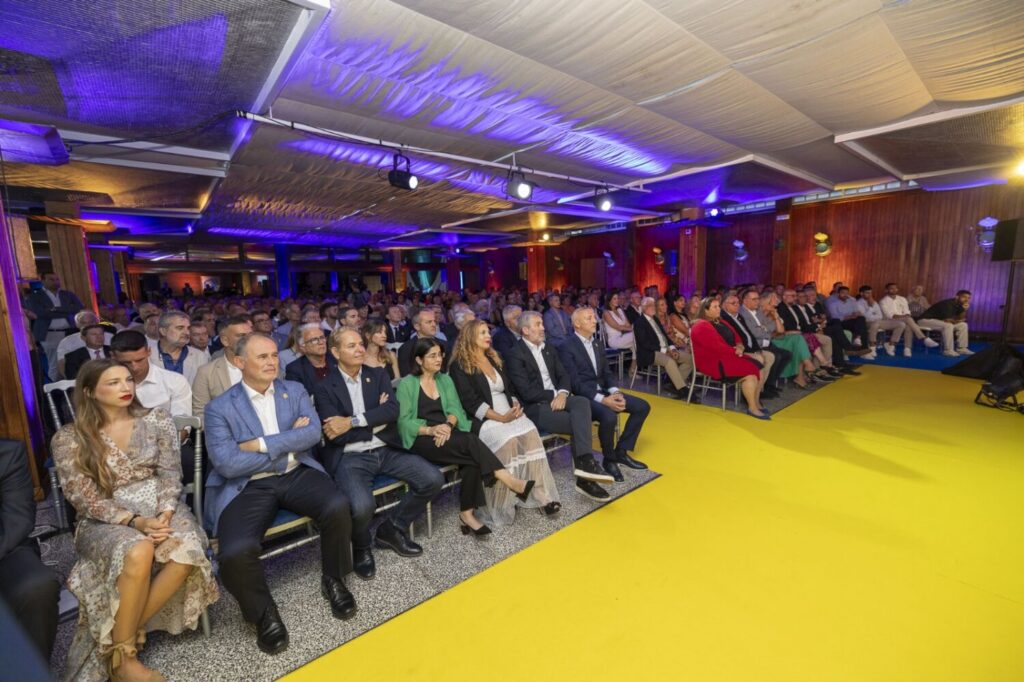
[385,321,411,344]
[624,305,642,325]
[313,365,402,465]
[633,315,673,368]
[25,289,84,344]
[397,336,450,376]
[64,345,111,381]
[490,326,519,357]
[448,357,518,435]
[778,303,814,333]
[721,311,759,353]
[0,440,36,561]
[285,354,338,398]
[558,333,617,400]
[504,339,571,422]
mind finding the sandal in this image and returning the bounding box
[542,501,562,515]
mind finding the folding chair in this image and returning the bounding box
[42,380,76,530]
[686,342,741,411]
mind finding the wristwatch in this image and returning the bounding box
[351,416,363,428]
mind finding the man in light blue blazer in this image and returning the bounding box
[205,332,355,656]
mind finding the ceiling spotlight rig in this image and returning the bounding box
[593,187,613,212]
[388,152,418,190]
[506,169,536,201]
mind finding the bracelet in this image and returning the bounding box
[128,514,140,529]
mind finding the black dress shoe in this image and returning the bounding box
[255,604,289,655]
[684,391,701,404]
[615,450,648,470]
[838,366,861,376]
[574,477,610,501]
[573,455,614,483]
[321,575,357,620]
[375,521,423,557]
[352,547,376,581]
[602,459,624,482]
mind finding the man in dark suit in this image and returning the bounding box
[397,309,449,376]
[204,333,355,655]
[558,308,649,483]
[623,290,644,324]
[721,295,788,400]
[505,311,613,501]
[285,324,337,398]
[314,329,442,581]
[491,304,522,357]
[385,305,411,344]
[24,273,84,378]
[63,324,112,381]
[633,297,696,401]
[0,440,60,660]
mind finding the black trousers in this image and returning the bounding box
[840,317,869,344]
[411,431,502,511]
[765,346,792,387]
[590,393,649,459]
[527,394,594,461]
[0,545,59,660]
[822,321,854,365]
[331,446,443,549]
[217,466,352,623]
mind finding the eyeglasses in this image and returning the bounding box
[306,337,326,344]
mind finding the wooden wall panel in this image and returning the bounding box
[678,226,707,296]
[636,224,683,295]
[45,223,97,313]
[706,212,774,288]
[787,186,1024,335]
[543,230,629,291]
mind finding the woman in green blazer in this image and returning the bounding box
[397,338,534,536]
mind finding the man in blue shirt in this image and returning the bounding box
[825,287,874,359]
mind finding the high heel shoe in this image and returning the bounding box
[514,480,536,502]
[459,519,492,536]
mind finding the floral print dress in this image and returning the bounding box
[52,409,218,681]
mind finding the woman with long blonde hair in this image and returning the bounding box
[448,319,560,524]
[52,359,217,681]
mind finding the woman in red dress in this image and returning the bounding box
[689,297,771,420]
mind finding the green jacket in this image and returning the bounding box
[396,373,471,449]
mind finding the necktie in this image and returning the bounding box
[94,349,102,359]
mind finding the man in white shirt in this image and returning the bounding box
[879,283,940,357]
[856,285,906,356]
[55,310,113,379]
[111,330,191,417]
[151,311,209,385]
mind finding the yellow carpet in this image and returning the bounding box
[287,366,1024,681]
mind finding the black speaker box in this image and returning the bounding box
[992,218,1024,261]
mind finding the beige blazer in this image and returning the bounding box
[192,354,234,422]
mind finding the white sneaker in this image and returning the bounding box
[942,350,959,357]
[853,336,862,347]
[884,343,895,356]
[903,347,912,358]
[923,338,940,348]
[861,351,877,360]
[957,348,974,355]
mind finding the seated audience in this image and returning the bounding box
[314,330,442,580]
[385,305,411,345]
[449,320,561,524]
[666,294,691,347]
[542,293,573,347]
[825,286,875,358]
[152,311,209,384]
[111,330,192,417]
[273,303,300,349]
[319,302,340,334]
[721,294,789,400]
[52,359,217,680]
[64,323,112,381]
[490,305,523,356]
[188,320,213,360]
[856,285,906,356]
[633,297,695,401]
[906,284,929,319]
[505,311,614,501]
[56,310,112,379]
[397,309,449,376]
[879,283,940,356]
[919,290,973,356]
[362,321,401,379]
[749,292,820,389]
[804,285,872,365]
[339,306,362,332]
[192,314,253,420]
[601,292,634,350]
[558,308,650,483]
[250,310,275,338]
[0,439,60,662]
[689,298,769,420]
[142,313,161,353]
[276,326,304,377]
[777,290,844,377]
[205,333,355,655]
[285,323,337,397]
[624,290,644,324]
[396,338,534,536]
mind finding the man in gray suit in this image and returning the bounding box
[24,273,84,380]
[192,314,252,421]
[204,333,355,655]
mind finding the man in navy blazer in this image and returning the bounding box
[558,307,650,482]
[204,332,355,655]
[24,273,84,377]
[314,329,442,581]
[490,304,522,357]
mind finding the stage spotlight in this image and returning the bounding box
[540,231,551,242]
[593,188,613,212]
[506,171,535,201]
[388,153,418,190]
[707,207,721,218]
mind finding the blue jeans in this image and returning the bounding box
[332,446,443,549]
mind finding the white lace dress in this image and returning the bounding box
[476,372,560,526]
[605,308,635,349]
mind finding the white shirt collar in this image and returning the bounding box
[340,367,362,385]
[526,338,544,352]
[575,331,594,344]
[243,380,275,400]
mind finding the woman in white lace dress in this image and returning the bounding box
[52,359,218,681]
[449,320,561,525]
[602,291,634,350]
